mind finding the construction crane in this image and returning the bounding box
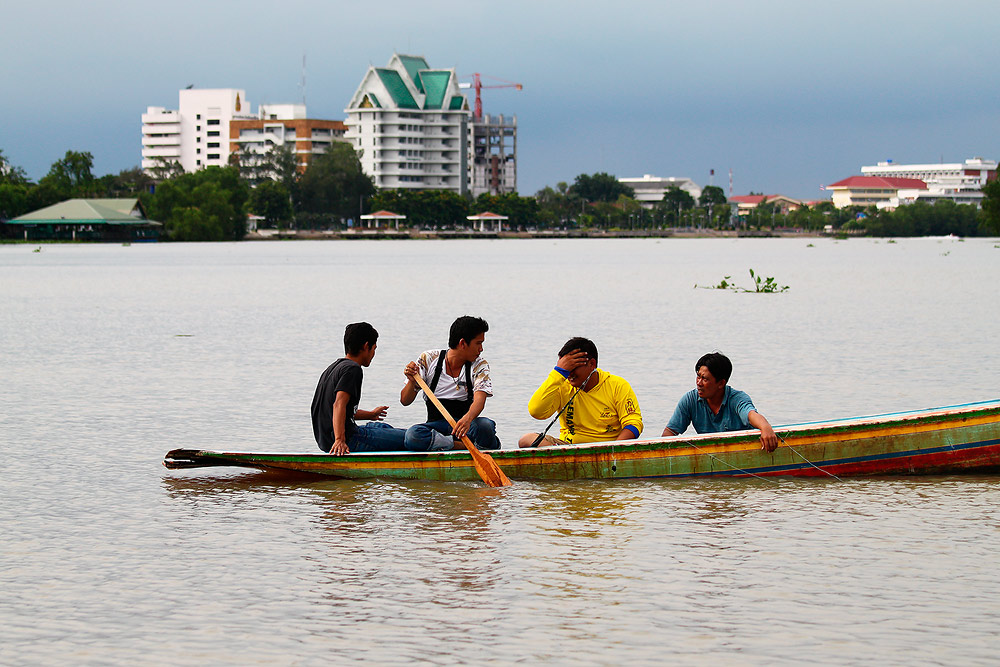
[460,73,523,120]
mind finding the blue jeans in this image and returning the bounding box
[404,418,499,451]
[348,422,407,452]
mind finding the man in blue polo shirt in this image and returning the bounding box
[661,352,779,452]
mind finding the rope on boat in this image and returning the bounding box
[778,433,844,482]
[681,432,844,482]
[682,440,780,483]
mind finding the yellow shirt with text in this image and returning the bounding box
[527,369,642,444]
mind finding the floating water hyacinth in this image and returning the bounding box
[696,268,789,293]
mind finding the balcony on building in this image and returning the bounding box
[142,107,180,124]
[142,146,182,158]
[142,135,181,147]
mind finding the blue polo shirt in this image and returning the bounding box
[666,385,756,435]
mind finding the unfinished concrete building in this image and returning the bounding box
[470,114,517,197]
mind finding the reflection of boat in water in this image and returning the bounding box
[164,400,1000,482]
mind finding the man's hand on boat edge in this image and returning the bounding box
[749,412,779,452]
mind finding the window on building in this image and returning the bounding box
[196,125,201,132]
[208,154,220,160]
[197,137,201,143]
[208,142,219,148]
[207,119,220,125]
[208,131,220,137]
[196,114,201,120]
[196,148,201,154]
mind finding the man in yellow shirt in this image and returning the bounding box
[518,337,642,447]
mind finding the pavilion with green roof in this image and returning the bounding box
[6,199,162,242]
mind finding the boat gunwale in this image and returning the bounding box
[165,399,1000,466]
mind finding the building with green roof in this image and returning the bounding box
[345,54,472,194]
[5,199,161,242]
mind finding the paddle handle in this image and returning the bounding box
[412,373,477,450]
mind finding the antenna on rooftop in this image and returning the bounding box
[300,53,307,107]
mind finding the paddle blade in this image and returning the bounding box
[412,373,512,487]
[463,439,513,487]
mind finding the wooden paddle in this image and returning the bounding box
[412,373,512,487]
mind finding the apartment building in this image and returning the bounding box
[142,90,346,177]
[230,104,347,173]
[344,54,472,193]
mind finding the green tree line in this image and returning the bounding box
[4,147,1000,240]
[533,176,730,230]
[532,177,1000,236]
[1,149,154,221]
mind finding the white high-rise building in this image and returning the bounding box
[140,107,182,171]
[344,54,472,193]
[142,89,256,174]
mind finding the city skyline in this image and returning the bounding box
[3,0,998,200]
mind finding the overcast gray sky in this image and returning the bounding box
[3,0,998,199]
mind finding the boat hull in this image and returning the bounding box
[164,400,1000,482]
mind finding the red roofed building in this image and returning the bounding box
[729,194,804,216]
[359,210,407,229]
[466,210,508,232]
[826,176,927,209]
[861,157,996,208]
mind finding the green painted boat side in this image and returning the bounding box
[163,400,1000,481]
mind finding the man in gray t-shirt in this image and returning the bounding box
[311,322,406,455]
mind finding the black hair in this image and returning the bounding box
[696,352,732,383]
[448,316,489,349]
[558,337,598,364]
[344,322,378,356]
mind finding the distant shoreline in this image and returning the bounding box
[0,228,861,245]
[245,228,829,241]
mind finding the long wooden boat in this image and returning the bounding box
[163,400,1000,481]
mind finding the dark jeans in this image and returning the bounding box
[404,418,499,451]
[347,422,407,452]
